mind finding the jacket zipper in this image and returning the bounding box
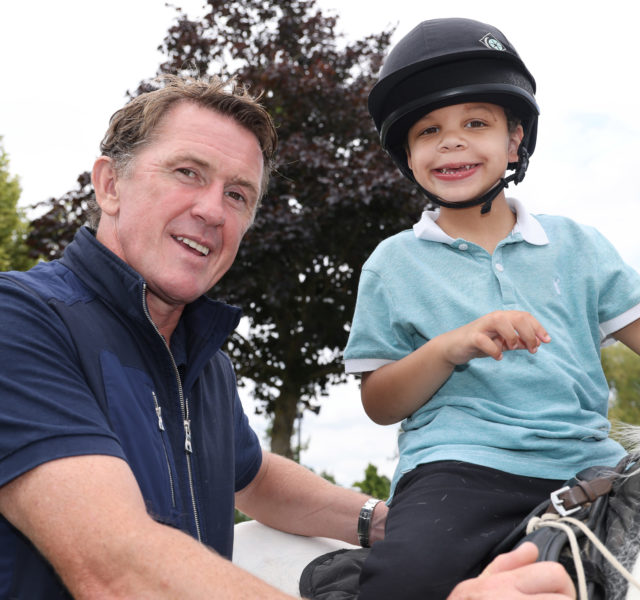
[141,284,202,542]
[151,391,176,508]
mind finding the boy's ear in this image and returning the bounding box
[92,156,120,216]
[508,124,525,162]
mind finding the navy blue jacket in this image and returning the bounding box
[0,227,262,598]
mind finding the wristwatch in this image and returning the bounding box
[357,498,382,548]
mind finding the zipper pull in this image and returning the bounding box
[151,391,165,431]
[155,406,165,431]
[184,419,193,453]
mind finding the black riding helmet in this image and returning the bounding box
[368,18,539,213]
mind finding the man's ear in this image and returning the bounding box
[508,125,524,162]
[92,156,120,216]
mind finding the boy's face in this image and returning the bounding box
[405,102,523,204]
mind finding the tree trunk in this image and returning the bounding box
[270,388,298,458]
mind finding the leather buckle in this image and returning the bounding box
[550,486,582,517]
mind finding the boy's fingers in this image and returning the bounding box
[491,317,524,351]
[504,313,551,353]
[471,332,504,360]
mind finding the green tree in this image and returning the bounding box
[352,463,390,500]
[602,342,640,426]
[0,138,35,272]
[25,172,93,262]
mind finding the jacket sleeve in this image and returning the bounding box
[0,273,125,488]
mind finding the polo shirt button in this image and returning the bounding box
[495,263,504,272]
[458,243,468,251]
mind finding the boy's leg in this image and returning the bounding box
[358,461,563,600]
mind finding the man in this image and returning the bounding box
[0,75,574,599]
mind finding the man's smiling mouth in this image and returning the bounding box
[173,235,210,256]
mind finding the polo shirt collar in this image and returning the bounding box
[412,197,549,246]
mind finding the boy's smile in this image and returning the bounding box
[406,102,523,205]
[432,162,481,180]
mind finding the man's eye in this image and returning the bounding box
[226,190,246,204]
[177,168,196,178]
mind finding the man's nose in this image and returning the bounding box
[191,186,226,226]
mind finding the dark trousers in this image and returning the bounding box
[358,461,564,600]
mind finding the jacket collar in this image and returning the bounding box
[61,227,242,369]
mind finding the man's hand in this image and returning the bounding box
[447,542,576,599]
[438,310,551,366]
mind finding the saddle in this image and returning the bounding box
[490,453,640,600]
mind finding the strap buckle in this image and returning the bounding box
[550,486,582,517]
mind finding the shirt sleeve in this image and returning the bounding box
[588,228,640,342]
[343,267,416,374]
[0,275,125,487]
[225,357,262,491]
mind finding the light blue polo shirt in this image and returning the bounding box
[344,198,640,497]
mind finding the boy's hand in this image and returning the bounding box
[361,311,551,425]
[439,311,551,366]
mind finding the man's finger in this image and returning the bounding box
[480,542,538,577]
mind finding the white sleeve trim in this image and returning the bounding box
[344,357,395,375]
[600,302,640,346]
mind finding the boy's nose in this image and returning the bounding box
[438,130,467,152]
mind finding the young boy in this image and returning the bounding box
[344,17,640,600]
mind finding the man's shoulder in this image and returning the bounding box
[0,260,92,306]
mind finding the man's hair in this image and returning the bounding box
[89,74,277,228]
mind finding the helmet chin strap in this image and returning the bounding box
[418,145,530,215]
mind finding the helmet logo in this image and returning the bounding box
[479,33,506,51]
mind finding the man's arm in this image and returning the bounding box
[1,453,575,599]
[361,310,551,425]
[235,451,387,546]
[0,454,294,599]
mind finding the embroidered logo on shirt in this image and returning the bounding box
[553,277,562,296]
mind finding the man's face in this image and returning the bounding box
[95,101,263,320]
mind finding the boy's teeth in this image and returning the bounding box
[175,236,210,256]
[439,165,473,174]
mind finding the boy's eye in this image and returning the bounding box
[465,120,487,129]
[420,126,439,136]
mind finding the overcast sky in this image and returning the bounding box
[2,0,639,487]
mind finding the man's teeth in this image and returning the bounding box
[439,165,474,174]
[175,236,210,256]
